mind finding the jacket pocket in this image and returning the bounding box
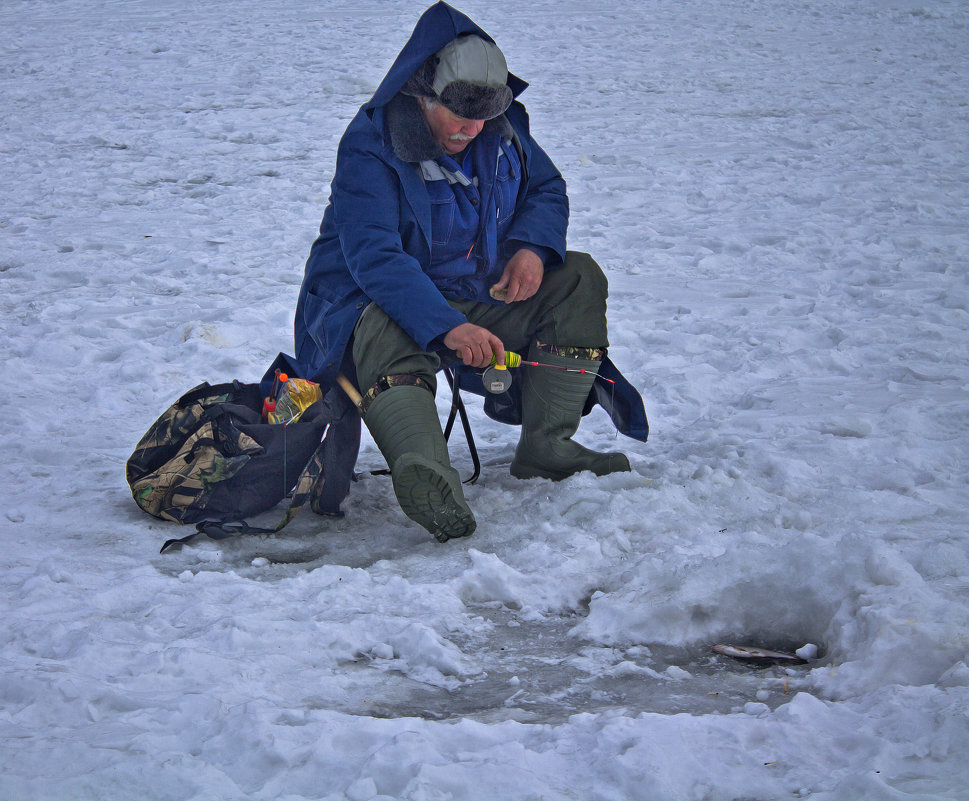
[495,143,521,225]
[429,196,456,245]
[301,287,332,344]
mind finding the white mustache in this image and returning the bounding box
[449,133,476,142]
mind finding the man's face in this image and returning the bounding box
[420,99,486,156]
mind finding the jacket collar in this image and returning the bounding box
[385,93,514,164]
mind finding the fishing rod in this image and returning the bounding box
[459,350,616,394]
[335,348,618,414]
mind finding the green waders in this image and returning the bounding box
[352,252,628,541]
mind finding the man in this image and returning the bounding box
[295,2,632,543]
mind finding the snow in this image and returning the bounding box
[2,0,968,798]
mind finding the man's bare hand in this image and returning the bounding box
[444,322,505,368]
[490,248,544,303]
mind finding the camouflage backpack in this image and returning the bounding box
[126,380,334,552]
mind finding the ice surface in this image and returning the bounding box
[2,0,968,799]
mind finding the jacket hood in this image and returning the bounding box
[364,2,527,113]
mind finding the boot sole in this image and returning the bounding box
[392,454,476,543]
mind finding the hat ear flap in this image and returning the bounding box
[401,55,439,99]
[438,82,513,121]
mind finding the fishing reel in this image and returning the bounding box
[481,363,513,394]
[478,351,522,394]
[455,350,521,394]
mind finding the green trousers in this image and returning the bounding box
[352,251,610,393]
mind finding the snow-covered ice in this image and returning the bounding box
[2,0,968,799]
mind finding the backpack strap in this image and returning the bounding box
[159,427,329,553]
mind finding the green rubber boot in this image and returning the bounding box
[510,347,631,481]
[364,384,476,542]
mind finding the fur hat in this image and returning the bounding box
[402,35,513,121]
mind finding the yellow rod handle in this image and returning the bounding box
[452,350,522,368]
[336,373,363,412]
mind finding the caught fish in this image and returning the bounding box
[711,644,807,664]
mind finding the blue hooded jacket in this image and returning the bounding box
[294,2,569,383]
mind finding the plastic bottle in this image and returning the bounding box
[268,377,323,424]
